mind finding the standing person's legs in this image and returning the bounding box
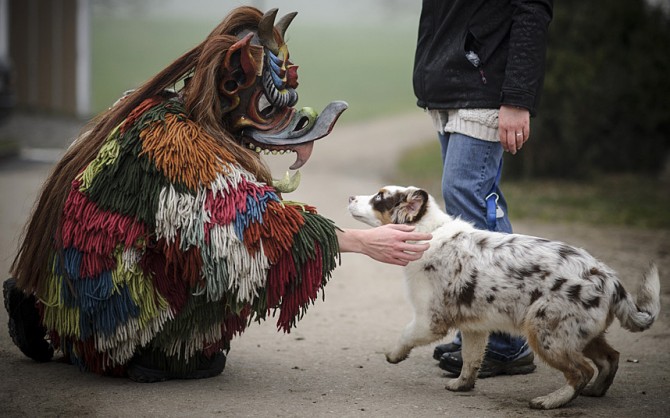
[439,132,511,233]
[434,132,535,377]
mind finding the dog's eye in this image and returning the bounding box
[374,193,383,201]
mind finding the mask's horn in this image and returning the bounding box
[258,8,279,53]
[275,12,298,41]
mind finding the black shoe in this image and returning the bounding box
[3,278,53,362]
[127,351,227,383]
[439,350,536,378]
[433,342,461,360]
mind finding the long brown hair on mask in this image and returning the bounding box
[11,6,274,294]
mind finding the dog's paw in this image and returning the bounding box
[445,378,474,392]
[581,385,607,397]
[529,396,553,410]
[385,352,407,364]
[529,386,576,410]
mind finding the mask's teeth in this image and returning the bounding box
[246,142,294,156]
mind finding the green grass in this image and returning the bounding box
[393,141,670,229]
[91,17,418,123]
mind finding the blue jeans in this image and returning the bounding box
[439,132,530,361]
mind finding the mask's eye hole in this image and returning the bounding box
[222,69,244,94]
[223,79,238,93]
[257,94,274,118]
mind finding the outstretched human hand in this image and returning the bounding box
[338,224,432,266]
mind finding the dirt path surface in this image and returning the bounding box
[1,111,668,417]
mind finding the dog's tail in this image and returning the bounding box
[613,263,660,332]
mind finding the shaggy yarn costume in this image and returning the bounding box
[38,93,339,376]
[6,7,349,381]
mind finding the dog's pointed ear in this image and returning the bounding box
[392,189,428,224]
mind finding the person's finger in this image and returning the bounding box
[506,129,517,154]
[506,130,515,154]
[401,242,430,253]
[499,129,508,151]
[386,256,409,266]
[386,224,431,241]
[386,244,430,265]
[404,233,432,242]
[515,129,524,151]
[395,252,420,264]
[387,223,414,231]
[401,251,425,262]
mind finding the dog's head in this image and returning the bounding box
[348,186,431,227]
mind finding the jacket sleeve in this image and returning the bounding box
[501,0,553,115]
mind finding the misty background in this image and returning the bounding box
[94,0,418,23]
[90,0,421,124]
[90,0,670,181]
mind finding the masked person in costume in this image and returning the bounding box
[3,7,431,382]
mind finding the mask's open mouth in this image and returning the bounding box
[244,139,315,171]
[241,100,347,192]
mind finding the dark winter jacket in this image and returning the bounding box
[413,0,553,116]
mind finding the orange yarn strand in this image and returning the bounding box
[139,114,235,190]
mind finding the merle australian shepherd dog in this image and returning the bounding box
[348,185,660,409]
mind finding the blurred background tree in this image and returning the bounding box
[506,0,670,179]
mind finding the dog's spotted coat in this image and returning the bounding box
[348,186,660,410]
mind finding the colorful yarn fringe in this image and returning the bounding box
[36,96,340,373]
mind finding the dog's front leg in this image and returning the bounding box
[386,317,442,364]
[445,331,488,392]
